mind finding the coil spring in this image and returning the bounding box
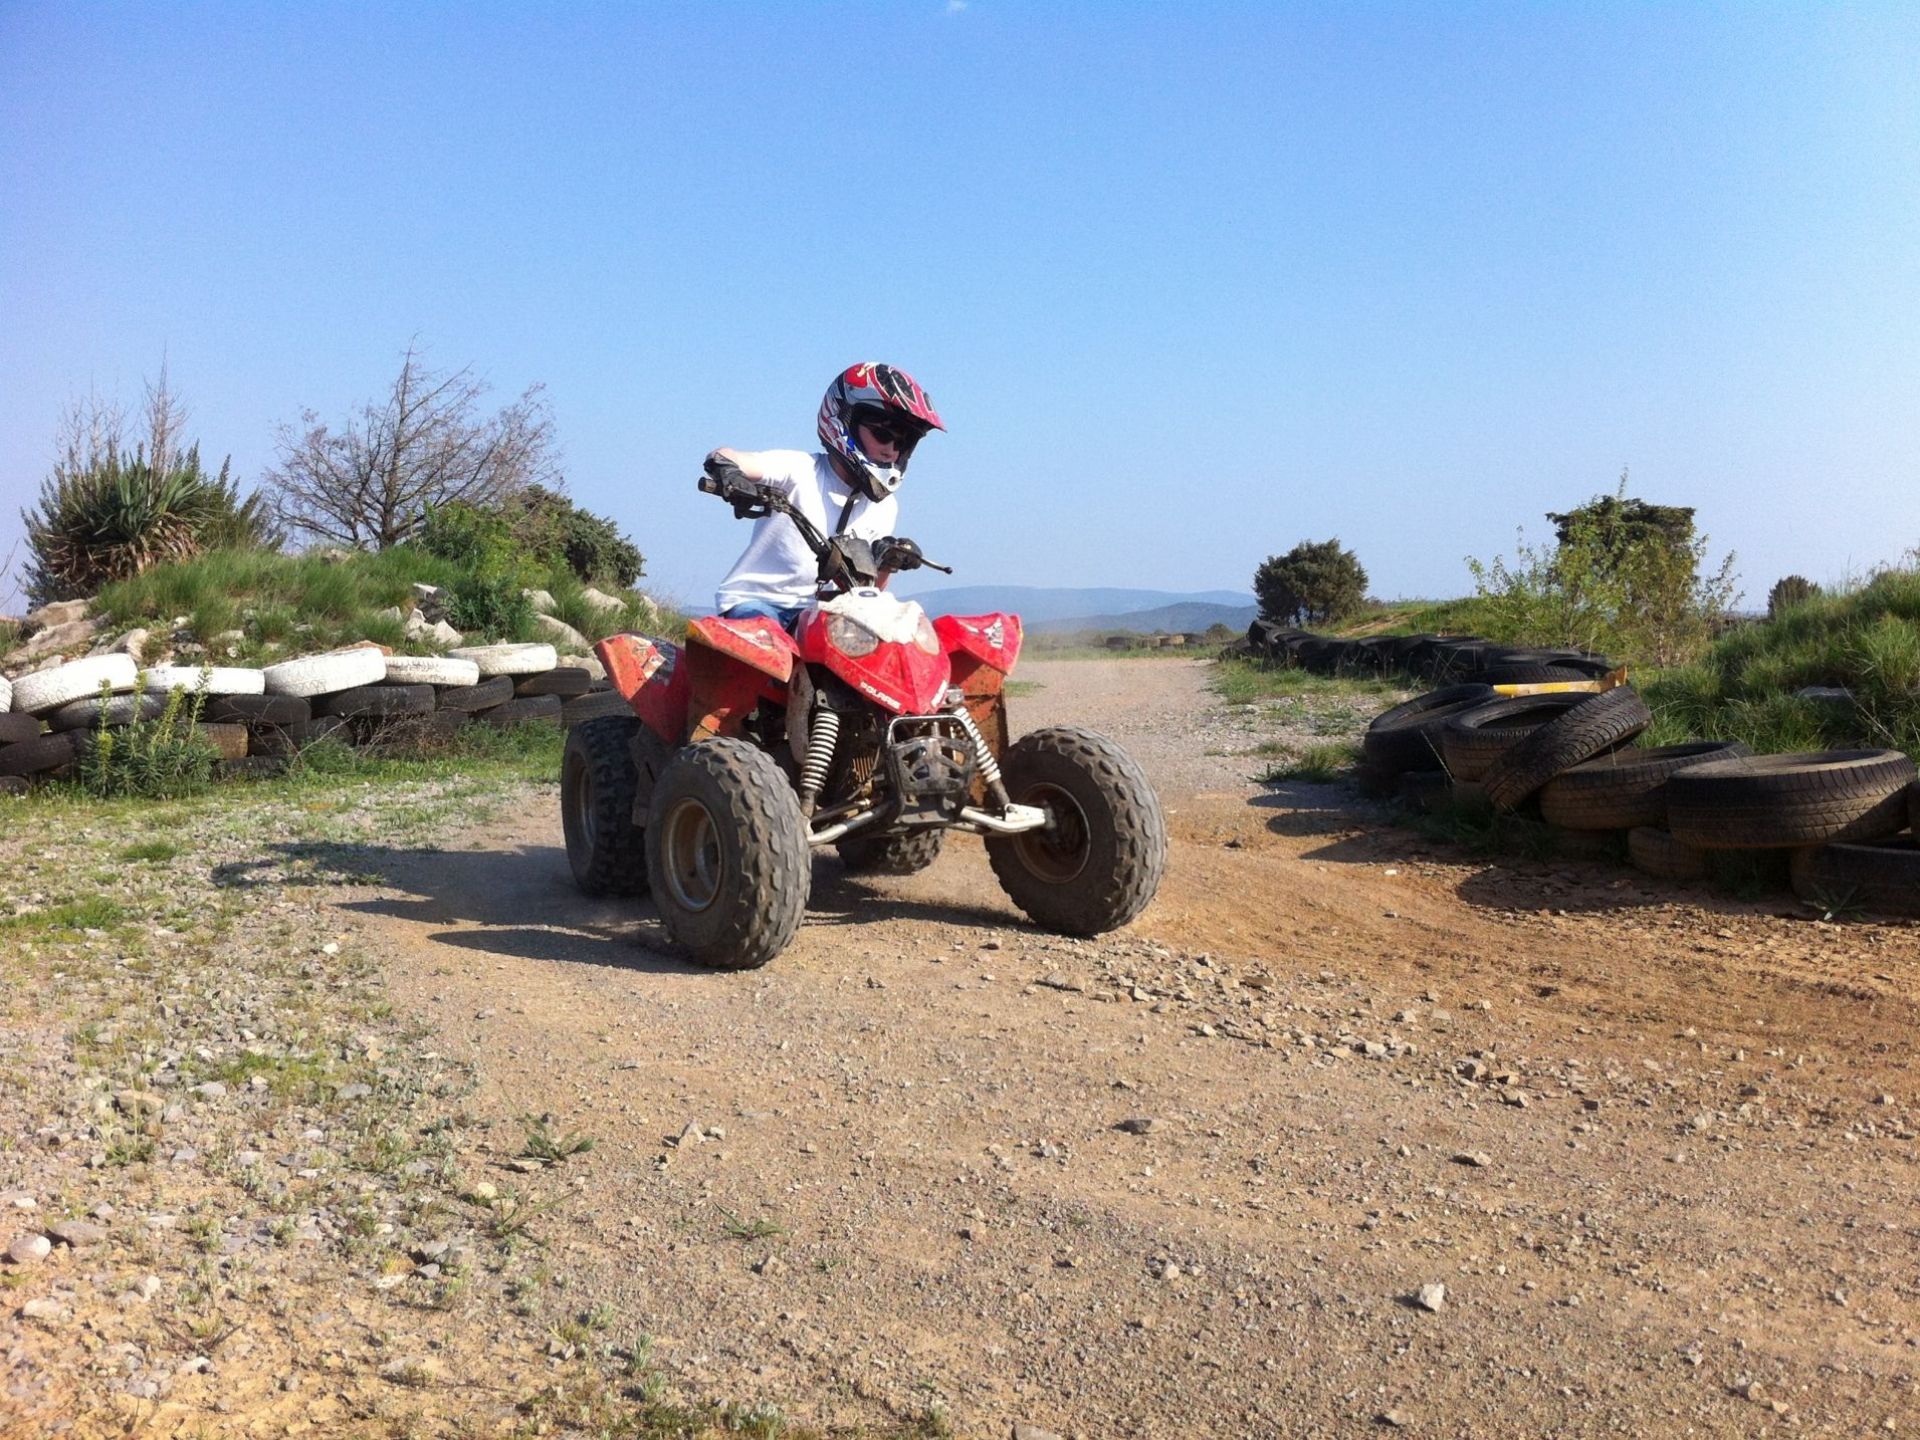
[798,707,840,813]
[951,705,1009,801]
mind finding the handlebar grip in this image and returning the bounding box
[697,474,724,496]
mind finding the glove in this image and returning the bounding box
[875,536,925,572]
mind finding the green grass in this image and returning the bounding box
[117,840,182,863]
[1212,655,1401,706]
[88,545,678,661]
[1256,740,1361,783]
[1639,563,1920,759]
[0,895,132,933]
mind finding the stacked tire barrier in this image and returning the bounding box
[0,640,629,796]
[1242,620,1617,686]
[1357,675,1920,919]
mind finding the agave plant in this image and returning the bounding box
[23,443,280,604]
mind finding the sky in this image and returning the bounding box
[3,2,1917,616]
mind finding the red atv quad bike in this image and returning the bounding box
[559,460,1168,970]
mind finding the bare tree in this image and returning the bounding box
[264,346,560,548]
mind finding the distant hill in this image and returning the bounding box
[1028,600,1257,635]
[902,584,1254,630]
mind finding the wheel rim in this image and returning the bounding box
[661,797,723,912]
[563,756,595,850]
[1012,782,1091,884]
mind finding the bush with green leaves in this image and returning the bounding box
[24,444,279,606]
[73,685,218,799]
[501,486,644,587]
[1767,574,1821,618]
[1254,539,1368,626]
[1465,477,1738,667]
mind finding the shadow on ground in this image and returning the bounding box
[212,837,1030,973]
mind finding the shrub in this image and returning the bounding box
[24,445,278,605]
[73,685,217,799]
[444,573,536,640]
[1254,540,1368,626]
[1767,574,1821,618]
[502,486,644,586]
[1465,476,1738,666]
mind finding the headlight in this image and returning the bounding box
[913,613,940,655]
[826,613,880,657]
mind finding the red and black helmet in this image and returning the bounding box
[817,362,945,501]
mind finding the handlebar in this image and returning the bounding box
[697,466,952,584]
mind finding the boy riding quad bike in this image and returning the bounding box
[559,464,1169,971]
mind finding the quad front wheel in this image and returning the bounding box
[645,739,812,970]
[986,726,1166,936]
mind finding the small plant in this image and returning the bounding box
[1801,883,1865,923]
[117,840,181,864]
[521,1115,596,1165]
[1256,740,1359,784]
[1767,574,1821,618]
[74,682,217,800]
[104,1131,155,1167]
[717,1206,785,1242]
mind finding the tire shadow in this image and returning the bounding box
[211,838,1031,971]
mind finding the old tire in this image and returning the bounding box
[383,656,482,687]
[0,713,42,745]
[263,648,387,698]
[0,675,9,713]
[11,655,139,715]
[562,716,654,898]
[478,694,563,729]
[47,692,170,732]
[195,723,251,761]
[1628,826,1710,881]
[436,676,515,712]
[561,691,633,729]
[449,643,558,677]
[837,829,946,875]
[985,726,1167,936]
[0,732,78,778]
[1789,839,1920,919]
[204,694,311,727]
[645,738,811,970]
[1537,741,1752,831]
[515,667,593,699]
[316,683,437,719]
[1440,695,1590,783]
[143,665,266,696]
[1483,687,1653,811]
[1667,750,1917,849]
[1363,684,1498,775]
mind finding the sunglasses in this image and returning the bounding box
[854,417,916,446]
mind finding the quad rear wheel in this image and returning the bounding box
[645,739,812,970]
[562,716,656,897]
[986,726,1166,936]
[837,829,945,875]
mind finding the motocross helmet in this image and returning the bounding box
[817,362,945,502]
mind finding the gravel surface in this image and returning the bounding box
[7,657,1919,1438]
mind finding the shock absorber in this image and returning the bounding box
[951,704,1012,808]
[797,705,840,815]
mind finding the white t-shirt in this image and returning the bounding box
[714,450,900,613]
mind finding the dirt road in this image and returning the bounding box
[337,658,1919,1437]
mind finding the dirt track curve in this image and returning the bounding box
[336,658,1920,1437]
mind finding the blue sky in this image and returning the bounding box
[3,2,1916,615]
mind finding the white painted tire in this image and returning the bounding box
[143,665,267,697]
[10,655,139,715]
[449,643,557,677]
[262,648,388,698]
[0,675,10,713]
[383,655,482,687]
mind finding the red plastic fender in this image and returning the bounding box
[793,608,953,716]
[934,612,1023,676]
[594,633,692,744]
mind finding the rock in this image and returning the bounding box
[1794,686,1853,704]
[425,619,464,647]
[316,547,353,564]
[19,617,104,658]
[23,598,90,635]
[107,628,152,662]
[191,1081,227,1100]
[751,1254,781,1275]
[1380,1412,1412,1429]
[411,582,444,604]
[1413,1282,1447,1312]
[19,1297,68,1323]
[579,586,627,615]
[47,1219,107,1248]
[522,588,557,615]
[403,609,430,638]
[1014,1425,1067,1440]
[1453,1151,1492,1168]
[534,614,589,649]
[337,1083,372,1101]
[6,1233,52,1264]
[1114,1117,1160,1135]
[375,606,405,625]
